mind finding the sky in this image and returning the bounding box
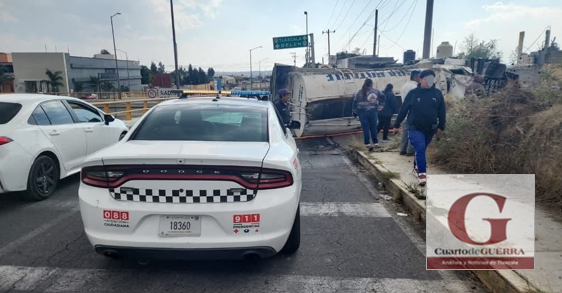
[0,0,561,72]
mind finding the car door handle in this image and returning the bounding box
[85,127,93,133]
[49,131,60,136]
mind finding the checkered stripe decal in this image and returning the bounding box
[109,187,255,203]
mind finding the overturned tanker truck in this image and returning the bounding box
[270,63,454,138]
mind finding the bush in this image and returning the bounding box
[430,84,562,210]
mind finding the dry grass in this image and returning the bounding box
[380,170,400,181]
[430,84,562,210]
[405,183,426,200]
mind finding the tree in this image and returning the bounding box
[187,64,194,84]
[100,49,111,54]
[45,69,64,93]
[150,62,158,74]
[100,81,115,92]
[458,34,502,61]
[141,65,152,84]
[207,67,215,79]
[157,62,165,73]
[198,67,208,84]
[89,76,101,93]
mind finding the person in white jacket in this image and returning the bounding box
[398,70,421,156]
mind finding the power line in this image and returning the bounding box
[336,0,385,50]
[334,0,357,31]
[381,0,417,33]
[382,0,418,50]
[325,0,340,29]
[524,26,550,53]
[378,0,408,29]
[338,0,375,41]
[330,0,348,29]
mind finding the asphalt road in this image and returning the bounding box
[0,138,486,293]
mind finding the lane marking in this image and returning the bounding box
[300,202,391,218]
[0,207,79,258]
[0,265,475,293]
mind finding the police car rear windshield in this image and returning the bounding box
[132,104,268,142]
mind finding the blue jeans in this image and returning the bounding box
[358,110,378,145]
[408,130,434,173]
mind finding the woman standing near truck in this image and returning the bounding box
[352,78,385,151]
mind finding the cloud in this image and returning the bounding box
[465,2,562,28]
[0,0,18,22]
[148,0,223,31]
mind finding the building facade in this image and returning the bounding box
[0,53,15,93]
[11,52,141,95]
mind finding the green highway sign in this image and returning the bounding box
[273,35,308,50]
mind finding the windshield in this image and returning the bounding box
[0,102,22,124]
[133,104,268,142]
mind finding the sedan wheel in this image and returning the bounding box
[23,155,59,201]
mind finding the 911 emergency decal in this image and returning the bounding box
[103,210,130,228]
[233,214,260,234]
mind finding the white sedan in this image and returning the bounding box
[0,94,128,201]
[79,95,302,261]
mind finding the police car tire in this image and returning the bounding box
[281,206,300,254]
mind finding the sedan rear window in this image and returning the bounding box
[0,102,22,124]
[133,104,268,142]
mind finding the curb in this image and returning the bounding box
[350,149,538,293]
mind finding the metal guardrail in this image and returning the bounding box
[90,97,176,120]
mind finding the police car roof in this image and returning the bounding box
[159,95,270,109]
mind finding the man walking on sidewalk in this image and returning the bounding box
[393,69,446,186]
[398,70,420,156]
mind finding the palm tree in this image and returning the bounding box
[45,69,64,93]
[90,76,101,94]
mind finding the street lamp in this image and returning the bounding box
[116,49,130,90]
[249,46,262,90]
[304,11,308,68]
[258,58,268,88]
[110,12,122,99]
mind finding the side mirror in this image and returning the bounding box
[287,121,301,129]
[104,114,115,125]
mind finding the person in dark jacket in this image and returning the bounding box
[393,69,446,186]
[274,89,291,125]
[352,78,385,150]
[378,84,399,141]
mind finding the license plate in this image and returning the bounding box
[159,215,201,237]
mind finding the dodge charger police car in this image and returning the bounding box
[79,92,302,261]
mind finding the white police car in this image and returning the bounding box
[79,91,302,261]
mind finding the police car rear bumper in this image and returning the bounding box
[94,245,277,260]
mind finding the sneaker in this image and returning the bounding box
[412,168,419,177]
[373,143,380,147]
[382,139,390,143]
[418,173,427,186]
[405,153,415,157]
[399,152,406,156]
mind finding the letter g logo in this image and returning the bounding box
[448,193,512,245]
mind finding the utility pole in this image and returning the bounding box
[373,9,378,57]
[422,0,434,59]
[170,0,180,89]
[322,30,336,62]
[290,52,297,66]
[116,49,130,90]
[249,46,262,90]
[304,11,309,68]
[110,12,122,99]
[377,35,381,56]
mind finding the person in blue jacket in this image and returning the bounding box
[393,70,446,186]
[353,78,385,150]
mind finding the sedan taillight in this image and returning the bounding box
[0,136,13,146]
[81,165,293,190]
